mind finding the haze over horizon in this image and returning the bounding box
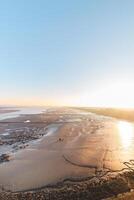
[0,0,134,108]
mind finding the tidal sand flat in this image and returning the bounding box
[0,107,134,199]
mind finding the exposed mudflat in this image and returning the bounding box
[0,107,134,199]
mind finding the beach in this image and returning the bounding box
[0,107,134,199]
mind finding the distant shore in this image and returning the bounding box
[73,107,134,122]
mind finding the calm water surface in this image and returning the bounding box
[0,107,46,121]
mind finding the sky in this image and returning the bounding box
[0,0,134,107]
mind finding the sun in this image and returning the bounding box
[100,82,134,108]
[78,80,134,108]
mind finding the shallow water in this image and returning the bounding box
[0,107,46,121]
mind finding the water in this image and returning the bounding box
[45,124,62,136]
[0,107,46,121]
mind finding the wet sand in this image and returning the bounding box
[0,107,134,199]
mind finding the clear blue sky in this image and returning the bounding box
[0,0,134,107]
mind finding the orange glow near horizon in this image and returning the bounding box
[1,81,134,108]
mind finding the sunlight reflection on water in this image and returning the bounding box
[118,121,134,149]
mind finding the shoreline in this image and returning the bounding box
[0,107,134,199]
